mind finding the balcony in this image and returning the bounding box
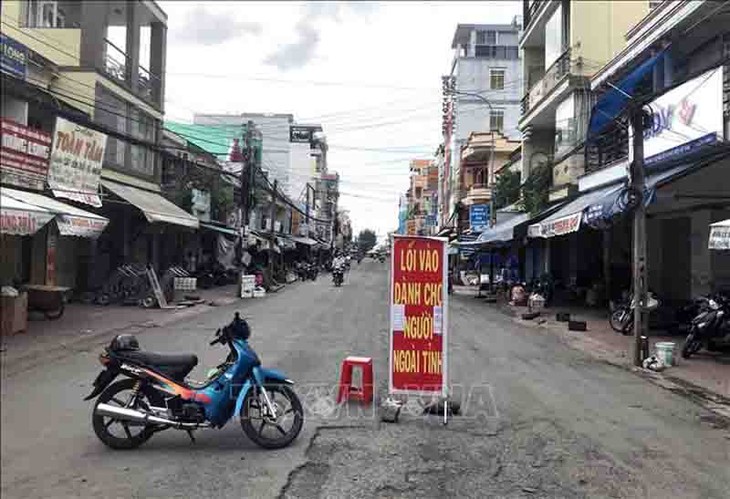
[521,48,573,116]
[137,65,162,102]
[103,38,127,84]
[462,183,492,206]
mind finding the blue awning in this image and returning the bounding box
[588,50,665,140]
[583,163,696,229]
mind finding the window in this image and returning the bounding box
[490,69,505,90]
[490,109,504,132]
[554,94,576,157]
[24,1,79,28]
[476,30,497,45]
[544,4,564,69]
[95,86,127,168]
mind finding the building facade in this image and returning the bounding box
[440,20,523,231]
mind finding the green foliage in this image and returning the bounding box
[211,181,234,223]
[519,163,551,215]
[493,170,521,210]
[357,229,377,252]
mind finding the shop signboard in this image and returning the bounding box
[406,219,416,235]
[469,204,490,232]
[709,220,730,250]
[1,119,52,190]
[529,212,581,238]
[630,66,724,166]
[47,117,107,207]
[56,215,108,238]
[389,235,448,396]
[0,205,54,235]
[1,34,27,80]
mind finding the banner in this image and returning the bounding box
[1,34,27,80]
[1,119,52,190]
[389,236,448,396]
[469,204,490,232]
[47,117,107,207]
[56,215,108,238]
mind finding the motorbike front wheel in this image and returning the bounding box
[609,308,629,333]
[241,383,303,449]
[92,379,163,449]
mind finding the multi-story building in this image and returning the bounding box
[440,20,523,229]
[288,123,324,203]
[403,159,438,236]
[518,0,651,202]
[1,0,192,290]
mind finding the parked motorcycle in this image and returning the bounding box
[681,293,730,358]
[332,267,344,287]
[609,291,660,335]
[85,312,303,450]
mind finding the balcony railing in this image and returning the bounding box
[524,0,549,30]
[521,48,572,116]
[104,39,127,84]
[137,65,162,102]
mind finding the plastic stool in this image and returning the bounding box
[337,356,373,404]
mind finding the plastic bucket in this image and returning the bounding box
[655,342,676,367]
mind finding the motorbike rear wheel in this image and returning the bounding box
[92,379,163,450]
[240,383,303,449]
[681,331,703,359]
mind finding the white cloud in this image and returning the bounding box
[161,1,521,237]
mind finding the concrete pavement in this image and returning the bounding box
[2,260,729,498]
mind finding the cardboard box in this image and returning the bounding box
[1,292,28,336]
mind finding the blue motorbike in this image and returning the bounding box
[85,313,303,449]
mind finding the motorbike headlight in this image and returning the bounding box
[697,321,709,329]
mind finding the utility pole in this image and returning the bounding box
[630,106,648,367]
[268,179,277,277]
[305,182,311,235]
[242,120,255,229]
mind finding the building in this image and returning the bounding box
[518,0,651,202]
[194,113,294,198]
[403,159,438,236]
[440,20,523,229]
[1,0,195,291]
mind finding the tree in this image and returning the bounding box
[357,229,377,253]
[519,163,551,215]
[493,169,521,210]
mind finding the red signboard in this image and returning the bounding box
[0,118,52,190]
[389,235,448,396]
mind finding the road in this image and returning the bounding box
[1,260,729,498]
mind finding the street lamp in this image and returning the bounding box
[445,89,497,228]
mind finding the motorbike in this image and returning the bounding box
[306,264,318,281]
[85,312,303,450]
[681,293,730,358]
[609,291,660,335]
[332,267,344,287]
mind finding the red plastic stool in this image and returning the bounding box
[337,356,373,404]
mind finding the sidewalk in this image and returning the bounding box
[0,284,243,375]
[492,298,730,401]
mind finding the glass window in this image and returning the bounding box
[554,94,576,157]
[490,69,505,90]
[490,109,504,132]
[486,31,497,44]
[544,4,563,69]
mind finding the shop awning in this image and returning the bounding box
[102,180,199,229]
[1,187,109,238]
[528,184,624,238]
[290,235,319,246]
[276,236,296,250]
[588,50,665,140]
[709,219,730,250]
[477,212,532,245]
[200,222,239,237]
[0,191,55,236]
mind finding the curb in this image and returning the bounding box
[0,295,245,378]
[486,299,730,424]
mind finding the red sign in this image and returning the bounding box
[389,236,448,396]
[0,118,52,190]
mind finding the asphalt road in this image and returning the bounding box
[2,260,729,498]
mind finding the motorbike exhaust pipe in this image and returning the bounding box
[95,403,205,429]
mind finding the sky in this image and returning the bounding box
[161,1,521,240]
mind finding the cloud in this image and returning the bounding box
[171,6,262,46]
[264,2,378,71]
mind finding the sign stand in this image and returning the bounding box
[388,235,450,424]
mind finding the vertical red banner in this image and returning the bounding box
[389,235,448,396]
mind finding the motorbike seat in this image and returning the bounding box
[117,351,198,381]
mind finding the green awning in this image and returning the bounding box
[164,122,262,161]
